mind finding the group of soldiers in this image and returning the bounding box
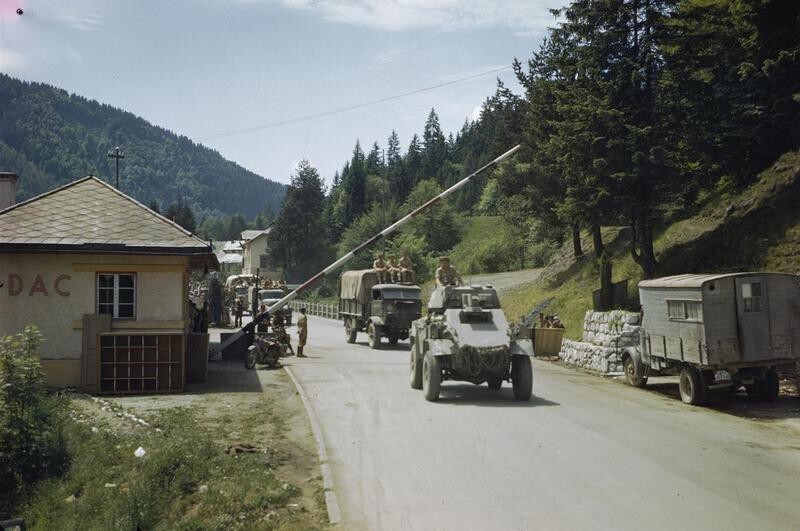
[372,252,415,284]
[372,253,464,287]
[260,276,287,290]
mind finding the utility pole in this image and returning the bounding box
[107,146,125,189]
[381,149,387,255]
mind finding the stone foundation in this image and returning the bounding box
[558,310,642,375]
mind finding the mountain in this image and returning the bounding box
[0,74,284,218]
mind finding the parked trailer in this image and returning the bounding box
[622,272,800,404]
[339,270,422,349]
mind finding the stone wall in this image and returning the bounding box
[558,310,642,375]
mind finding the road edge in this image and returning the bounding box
[284,365,343,526]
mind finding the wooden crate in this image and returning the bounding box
[98,332,184,394]
[534,328,565,357]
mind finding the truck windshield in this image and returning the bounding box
[235,287,248,296]
[446,290,499,309]
[381,288,421,300]
[260,290,284,299]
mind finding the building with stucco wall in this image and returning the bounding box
[0,176,216,393]
[241,229,272,276]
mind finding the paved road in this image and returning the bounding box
[285,316,800,531]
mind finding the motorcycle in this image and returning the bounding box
[245,329,294,370]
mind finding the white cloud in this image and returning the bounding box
[0,47,26,70]
[271,0,556,32]
[470,104,482,122]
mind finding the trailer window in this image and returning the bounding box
[667,299,703,322]
[741,282,763,313]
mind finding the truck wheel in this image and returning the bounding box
[512,355,533,401]
[345,320,357,344]
[764,370,780,402]
[678,366,706,405]
[367,322,381,349]
[422,351,441,401]
[388,334,399,345]
[623,355,648,388]
[487,377,503,390]
[409,349,423,389]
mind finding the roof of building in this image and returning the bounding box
[639,272,796,289]
[241,228,270,242]
[222,240,244,252]
[218,253,244,264]
[0,176,216,264]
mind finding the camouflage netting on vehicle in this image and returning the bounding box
[339,270,379,304]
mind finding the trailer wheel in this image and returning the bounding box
[623,355,648,388]
[367,322,381,350]
[422,351,441,401]
[512,355,533,401]
[409,349,423,389]
[679,366,706,405]
[388,334,399,345]
[487,377,503,390]
[345,319,357,344]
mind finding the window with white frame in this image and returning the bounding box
[97,273,136,318]
[741,282,763,313]
[667,299,703,322]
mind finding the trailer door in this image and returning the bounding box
[735,277,771,361]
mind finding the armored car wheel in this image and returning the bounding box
[367,322,382,349]
[422,351,441,401]
[410,349,423,389]
[679,366,706,405]
[511,355,532,401]
[345,320,357,344]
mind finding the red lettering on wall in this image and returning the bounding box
[54,274,71,297]
[9,274,23,296]
[29,274,49,296]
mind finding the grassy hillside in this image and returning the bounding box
[500,149,800,340]
[0,74,285,218]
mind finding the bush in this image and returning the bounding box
[0,327,68,517]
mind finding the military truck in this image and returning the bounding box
[622,273,800,405]
[338,270,422,349]
[259,288,293,326]
[409,285,533,402]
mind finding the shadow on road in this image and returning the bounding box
[435,383,560,408]
[352,341,411,352]
[642,380,800,420]
[185,360,264,395]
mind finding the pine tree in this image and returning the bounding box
[422,108,447,182]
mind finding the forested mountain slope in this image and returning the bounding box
[0,74,284,218]
[501,149,800,338]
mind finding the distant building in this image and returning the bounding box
[0,176,217,393]
[241,228,271,276]
[214,240,244,274]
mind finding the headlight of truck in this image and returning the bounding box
[386,303,395,312]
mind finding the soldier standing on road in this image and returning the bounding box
[435,256,463,287]
[234,298,244,328]
[373,254,388,284]
[297,308,308,357]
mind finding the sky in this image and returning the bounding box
[0,0,561,185]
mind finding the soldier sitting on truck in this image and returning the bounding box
[373,254,388,284]
[399,252,414,283]
[435,256,463,287]
[386,255,400,283]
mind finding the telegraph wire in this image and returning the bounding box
[195,65,512,142]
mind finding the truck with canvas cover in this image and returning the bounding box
[338,269,422,349]
[622,272,800,405]
[409,285,533,402]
